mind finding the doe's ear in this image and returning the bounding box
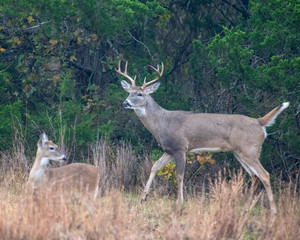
[121,80,132,92]
[144,82,160,94]
[38,133,48,148]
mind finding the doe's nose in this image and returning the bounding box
[62,156,67,161]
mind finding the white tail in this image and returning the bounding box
[258,102,290,127]
[26,133,99,199]
[117,60,290,216]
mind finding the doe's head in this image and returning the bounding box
[37,133,67,163]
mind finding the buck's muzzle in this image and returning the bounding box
[123,100,132,108]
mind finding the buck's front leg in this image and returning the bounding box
[141,152,173,202]
[173,151,186,205]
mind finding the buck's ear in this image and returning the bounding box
[38,133,48,148]
[144,82,160,94]
[121,80,132,92]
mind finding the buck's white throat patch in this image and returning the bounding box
[134,107,146,116]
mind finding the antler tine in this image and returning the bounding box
[141,62,164,90]
[115,60,136,87]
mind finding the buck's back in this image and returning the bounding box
[159,111,264,151]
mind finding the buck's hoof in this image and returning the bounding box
[140,194,148,203]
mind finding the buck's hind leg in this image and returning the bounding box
[234,151,277,215]
[234,153,260,213]
[250,161,277,215]
[141,152,174,202]
[244,175,260,212]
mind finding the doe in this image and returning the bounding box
[26,133,99,199]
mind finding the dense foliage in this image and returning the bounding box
[0,0,299,180]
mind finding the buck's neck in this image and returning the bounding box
[28,151,49,184]
[134,95,167,142]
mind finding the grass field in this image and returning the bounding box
[1,169,299,240]
[0,137,299,239]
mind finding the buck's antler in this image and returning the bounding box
[141,63,164,90]
[115,61,137,87]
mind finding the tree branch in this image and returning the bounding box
[127,30,152,57]
[21,21,52,32]
[223,0,250,19]
[212,0,235,26]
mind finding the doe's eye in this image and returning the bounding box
[137,93,143,97]
[49,147,55,150]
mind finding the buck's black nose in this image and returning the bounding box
[62,156,67,161]
[123,100,132,108]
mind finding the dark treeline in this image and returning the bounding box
[0,0,299,183]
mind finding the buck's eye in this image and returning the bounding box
[49,147,55,151]
[137,93,143,97]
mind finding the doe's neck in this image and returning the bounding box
[28,153,49,183]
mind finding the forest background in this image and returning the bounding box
[0,0,299,189]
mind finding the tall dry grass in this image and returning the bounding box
[89,137,146,194]
[1,169,299,239]
[0,129,29,194]
[0,136,299,239]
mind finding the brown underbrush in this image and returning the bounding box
[0,137,299,239]
[0,170,299,240]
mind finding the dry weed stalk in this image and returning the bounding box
[90,138,137,193]
[0,129,29,191]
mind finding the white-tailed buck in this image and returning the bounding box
[26,133,99,199]
[116,60,289,215]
